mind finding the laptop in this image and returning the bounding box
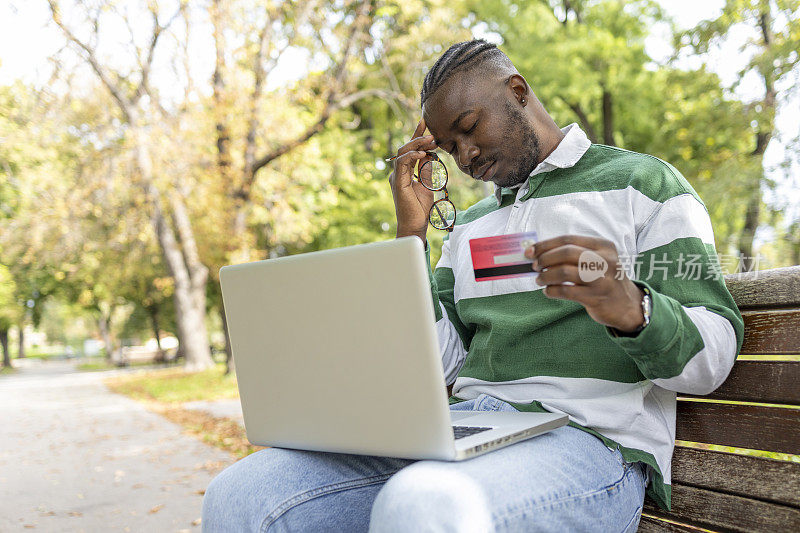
[219,237,567,461]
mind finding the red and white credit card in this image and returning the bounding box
[469,231,539,282]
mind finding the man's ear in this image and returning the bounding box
[507,74,529,106]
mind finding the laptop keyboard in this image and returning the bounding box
[452,426,492,440]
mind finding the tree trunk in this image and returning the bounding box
[565,101,599,143]
[17,324,24,358]
[148,305,165,362]
[601,88,615,146]
[737,7,777,273]
[737,188,761,272]
[218,303,234,375]
[1,328,10,368]
[149,184,214,371]
[96,312,119,363]
[133,121,214,372]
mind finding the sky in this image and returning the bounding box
[1,0,798,244]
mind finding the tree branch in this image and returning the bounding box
[47,0,132,121]
[562,99,598,143]
[248,0,374,180]
[135,3,183,101]
[250,87,393,177]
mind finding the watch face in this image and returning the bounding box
[642,294,652,327]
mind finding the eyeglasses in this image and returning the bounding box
[386,151,456,232]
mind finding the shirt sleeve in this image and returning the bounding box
[426,238,473,386]
[606,181,744,395]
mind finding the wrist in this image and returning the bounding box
[609,283,652,337]
[612,283,647,333]
[396,227,427,244]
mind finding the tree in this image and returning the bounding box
[0,264,19,367]
[47,0,215,370]
[467,0,763,257]
[680,0,800,270]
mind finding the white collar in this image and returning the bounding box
[494,123,591,204]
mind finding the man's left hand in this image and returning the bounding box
[525,235,645,333]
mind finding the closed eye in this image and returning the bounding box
[445,120,478,155]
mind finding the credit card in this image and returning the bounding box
[469,231,538,281]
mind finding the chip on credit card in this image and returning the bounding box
[469,231,539,282]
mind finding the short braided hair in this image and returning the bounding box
[420,39,517,108]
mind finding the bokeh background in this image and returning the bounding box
[1,0,798,371]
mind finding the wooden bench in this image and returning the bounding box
[639,265,800,532]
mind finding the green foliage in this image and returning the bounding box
[1,0,797,354]
[0,264,18,330]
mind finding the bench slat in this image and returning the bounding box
[638,516,704,532]
[740,308,800,354]
[675,401,800,455]
[684,361,800,405]
[671,447,800,508]
[725,266,800,309]
[643,483,800,532]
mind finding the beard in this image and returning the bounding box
[491,101,541,188]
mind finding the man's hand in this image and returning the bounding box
[525,235,646,333]
[388,119,438,243]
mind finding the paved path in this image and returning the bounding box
[183,399,243,426]
[0,359,235,532]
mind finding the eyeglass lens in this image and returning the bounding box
[429,198,456,230]
[418,159,448,191]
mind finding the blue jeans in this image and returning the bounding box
[202,394,648,532]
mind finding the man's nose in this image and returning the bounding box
[457,143,479,173]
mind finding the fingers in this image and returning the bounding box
[529,235,611,259]
[533,244,585,271]
[413,118,427,139]
[392,150,429,188]
[542,283,594,301]
[535,264,584,286]
[395,119,436,162]
[395,135,437,160]
[391,118,437,190]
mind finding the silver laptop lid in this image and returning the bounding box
[220,237,456,460]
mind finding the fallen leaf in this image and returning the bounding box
[68,512,83,517]
[149,504,164,514]
[193,489,205,496]
[192,518,201,526]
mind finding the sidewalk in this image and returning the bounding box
[0,360,235,532]
[183,399,244,426]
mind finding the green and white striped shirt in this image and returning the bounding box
[427,124,744,510]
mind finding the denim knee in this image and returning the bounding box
[369,462,493,533]
[202,449,283,532]
[202,461,245,532]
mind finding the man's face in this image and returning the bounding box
[422,73,541,188]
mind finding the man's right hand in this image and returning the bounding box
[388,118,439,244]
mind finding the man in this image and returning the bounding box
[202,40,743,532]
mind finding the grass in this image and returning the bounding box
[105,364,239,403]
[77,359,114,371]
[76,357,174,372]
[0,365,17,375]
[106,364,259,458]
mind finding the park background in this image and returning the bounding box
[1,0,799,372]
[1,0,799,530]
